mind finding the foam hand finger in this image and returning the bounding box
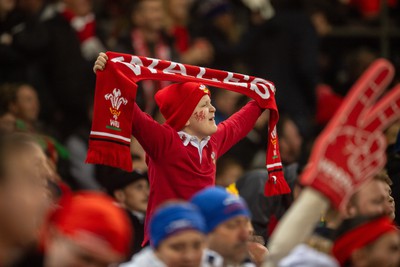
[364,84,400,132]
[300,59,397,210]
[335,59,394,128]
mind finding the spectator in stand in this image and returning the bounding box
[1,0,104,134]
[121,202,207,267]
[163,0,191,54]
[213,90,242,125]
[191,187,267,267]
[95,0,132,50]
[196,0,251,72]
[276,115,303,166]
[96,167,149,257]
[1,83,39,132]
[344,172,393,219]
[116,0,174,114]
[372,172,396,221]
[236,165,298,243]
[215,155,244,189]
[0,83,70,184]
[163,0,213,66]
[332,215,400,267]
[33,0,102,134]
[60,0,106,61]
[246,2,319,138]
[2,0,55,118]
[0,133,51,267]
[16,192,133,267]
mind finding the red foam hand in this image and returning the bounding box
[301,59,400,210]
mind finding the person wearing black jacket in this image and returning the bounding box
[96,166,149,258]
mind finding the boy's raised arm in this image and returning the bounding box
[131,103,175,160]
[213,100,266,157]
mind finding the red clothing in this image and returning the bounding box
[349,0,397,16]
[172,26,190,53]
[132,100,263,245]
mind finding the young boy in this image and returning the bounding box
[94,53,268,245]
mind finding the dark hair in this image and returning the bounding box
[334,215,391,266]
[96,165,148,196]
[333,215,384,240]
[216,155,242,178]
[0,133,37,182]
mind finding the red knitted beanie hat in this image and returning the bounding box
[155,82,211,130]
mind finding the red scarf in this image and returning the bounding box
[86,51,290,196]
[61,9,96,43]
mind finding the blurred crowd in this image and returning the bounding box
[0,0,400,266]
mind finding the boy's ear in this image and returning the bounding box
[185,120,190,127]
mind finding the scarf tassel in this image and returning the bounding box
[86,140,132,172]
[264,172,291,196]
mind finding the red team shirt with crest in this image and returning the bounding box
[131,101,263,245]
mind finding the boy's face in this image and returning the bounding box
[185,95,217,140]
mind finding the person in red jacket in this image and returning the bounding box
[94,52,268,246]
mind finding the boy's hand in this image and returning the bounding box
[93,52,108,74]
